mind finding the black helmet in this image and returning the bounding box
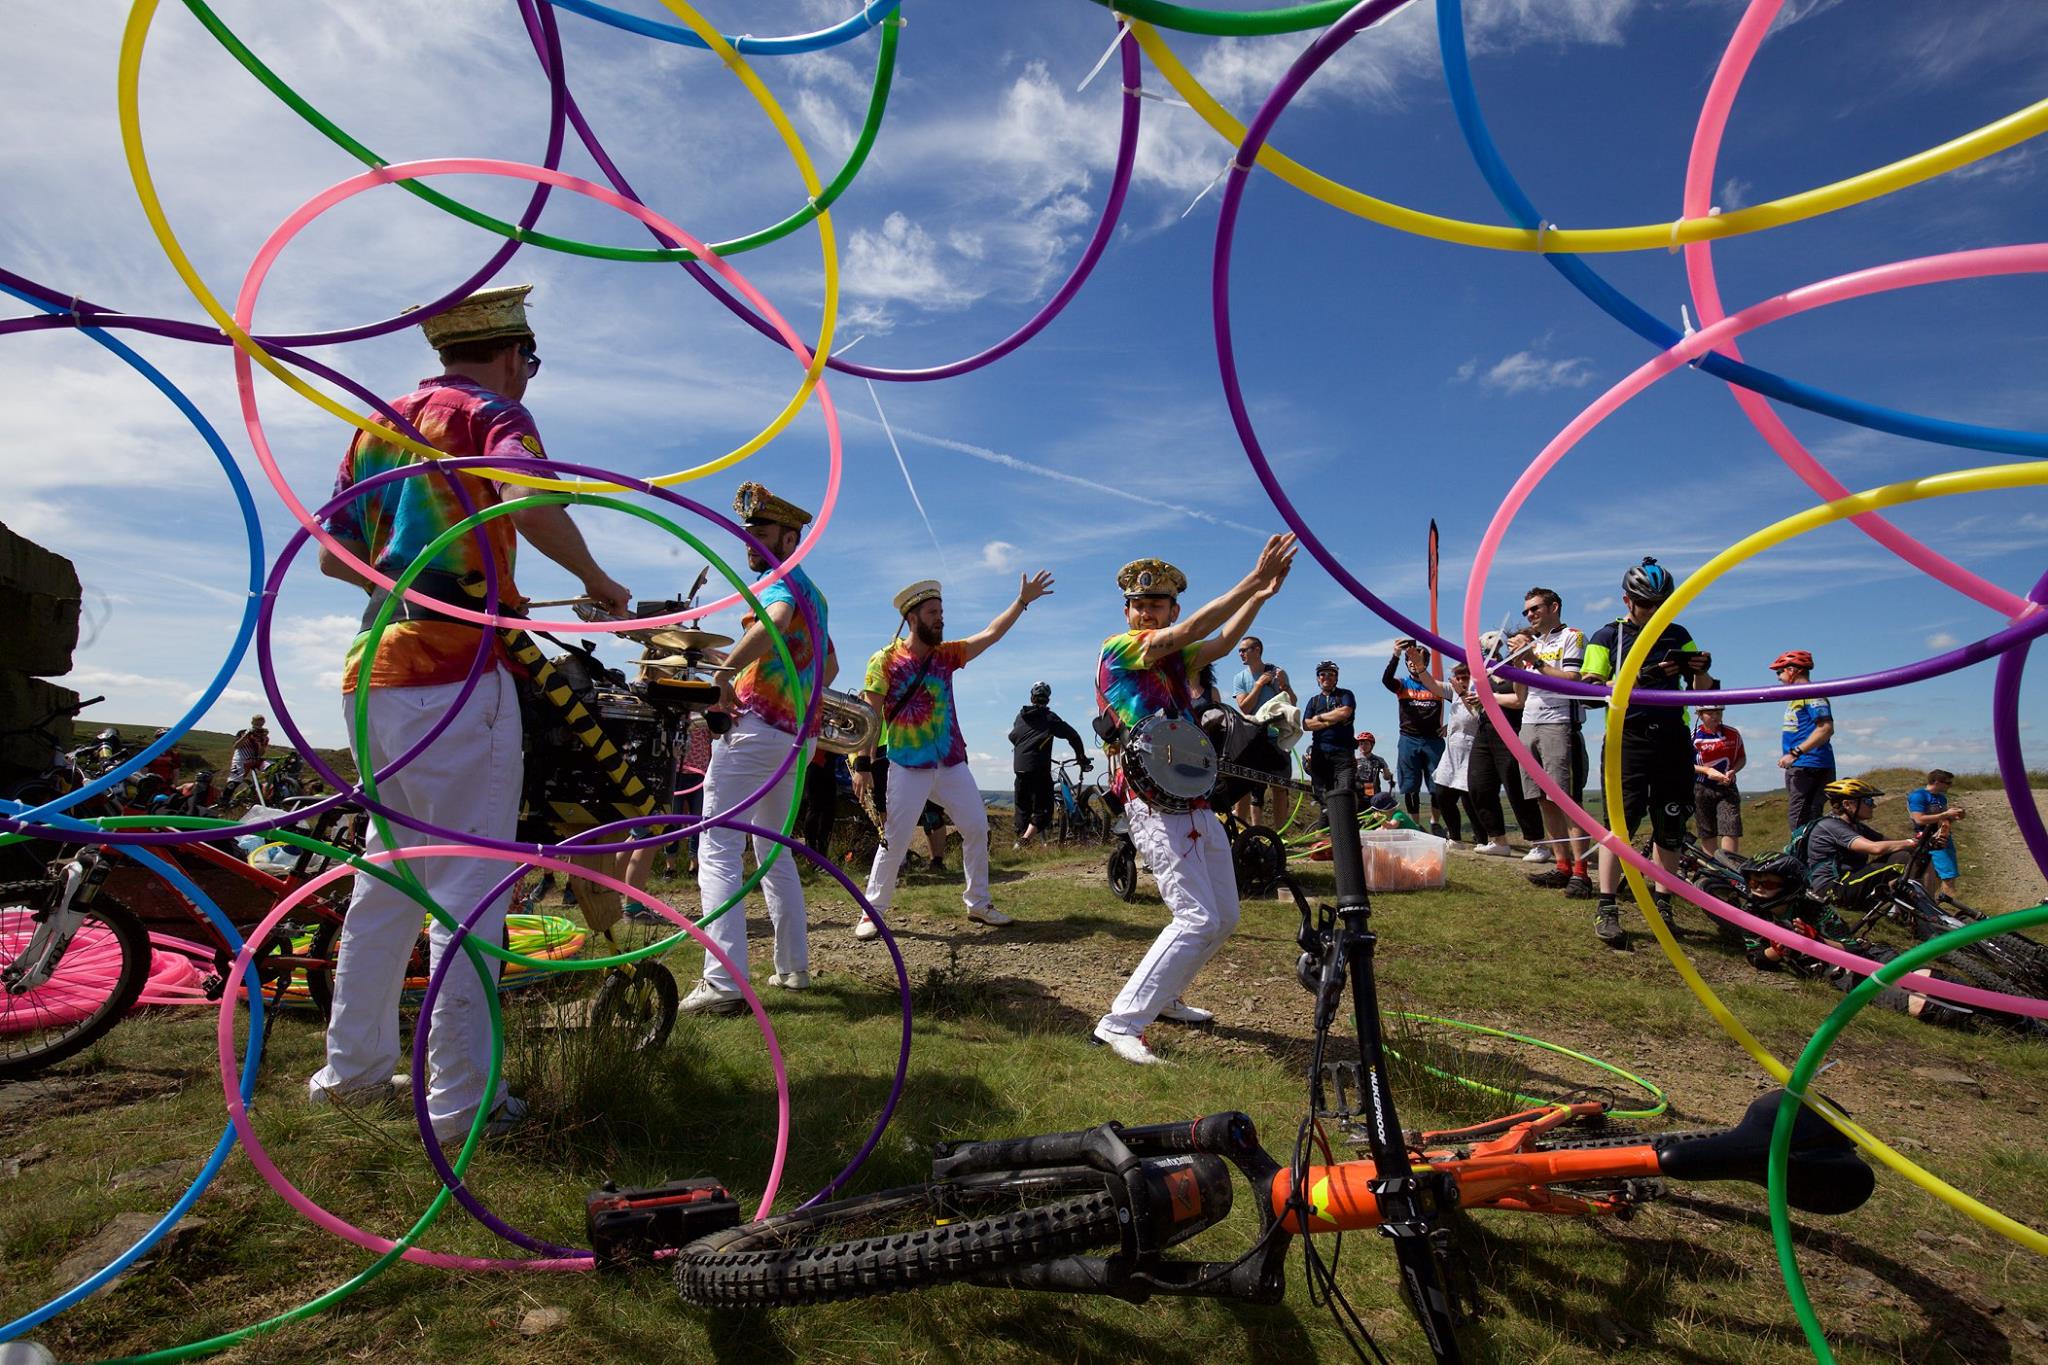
[1743,852,1808,910]
[1029,681,1051,704]
[1621,557,1675,604]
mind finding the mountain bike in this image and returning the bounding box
[1048,758,1107,846]
[674,785,1875,1360]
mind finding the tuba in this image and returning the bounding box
[815,687,879,756]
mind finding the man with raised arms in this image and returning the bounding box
[852,572,1054,938]
[680,482,837,1015]
[1092,535,1297,1065]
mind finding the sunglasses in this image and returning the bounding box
[520,342,541,377]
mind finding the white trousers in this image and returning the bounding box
[1099,798,1240,1036]
[863,759,990,914]
[310,670,521,1140]
[697,711,810,992]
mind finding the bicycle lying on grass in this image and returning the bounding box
[672,786,1876,1360]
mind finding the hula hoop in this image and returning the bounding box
[117,0,842,496]
[1387,1011,1666,1121]
[545,0,899,55]
[1770,899,2048,1362]
[1132,13,2048,256]
[1433,0,2048,577]
[228,157,840,629]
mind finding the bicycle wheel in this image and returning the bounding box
[304,913,433,1020]
[1107,838,1139,903]
[674,1167,1120,1309]
[1233,825,1285,898]
[591,959,679,1052]
[0,883,151,1080]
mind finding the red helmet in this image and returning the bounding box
[1769,650,1813,673]
[1356,731,1376,744]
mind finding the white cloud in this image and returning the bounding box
[980,541,1019,571]
[1926,631,1960,649]
[843,212,983,308]
[1462,349,1598,395]
[1718,175,1752,211]
[1945,144,2040,188]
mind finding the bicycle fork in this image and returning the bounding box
[3,850,111,994]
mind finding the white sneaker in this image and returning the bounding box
[768,971,811,990]
[436,1095,530,1147]
[1156,999,1214,1025]
[853,914,880,941]
[967,906,1014,927]
[679,980,746,1015]
[1476,842,1517,858]
[1522,846,1551,864]
[308,1077,399,1111]
[1091,1023,1160,1065]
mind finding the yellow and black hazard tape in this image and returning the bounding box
[500,624,658,835]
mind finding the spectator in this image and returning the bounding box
[1907,768,1966,897]
[1690,704,1746,856]
[1352,732,1395,806]
[1302,661,1357,829]
[1801,778,1917,911]
[227,715,269,791]
[1231,637,1294,824]
[1382,640,1448,832]
[1579,558,1715,947]
[1009,681,1088,848]
[1771,650,1835,833]
[1442,633,1523,856]
[1425,659,1482,845]
[1514,588,1594,898]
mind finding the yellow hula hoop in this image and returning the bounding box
[1128,19,2048,254]
[1604,461,2048,1257]
[116,0,837,493]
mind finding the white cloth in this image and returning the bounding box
[310,670,521,1141]
[1098,797,1241,1036]
[864,759,990,914]
[1252,695,1303,751]
[697,711,811,992]
[1434,692,1481,790]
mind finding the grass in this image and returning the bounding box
[3,814,2046,1362]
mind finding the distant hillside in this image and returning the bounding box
[100,722,358,786]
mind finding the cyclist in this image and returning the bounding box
[1008,681,1089,848]
[1381,639,1445,830]
[1578,558,1716,947]
[226,715,269,794]
[1513,587,1593,897]
[1351,732,1395,808]
[1772,649,1835,833]
[1690,704,1747,856]
[1800,778,1922,915]
[1302,661,1357,830]
[1907,768,1966,897]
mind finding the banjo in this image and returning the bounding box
[1118,711,1315,814]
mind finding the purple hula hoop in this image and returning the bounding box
[1207,0,2045,712]
[1993,571,2048,881]
[555,18,1140,383]
[410,819,915,1252]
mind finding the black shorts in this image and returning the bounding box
[1611,725,1693,850]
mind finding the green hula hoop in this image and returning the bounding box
[180,0,899,266]
[1387,1010,1668,1121]
[1769,898,2048,1364]
[1087,0,1352,38]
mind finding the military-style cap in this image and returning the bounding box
[894,579,943,616]
[414,284,535,350]
[734,482,813,530]
[1117,558,1186,599]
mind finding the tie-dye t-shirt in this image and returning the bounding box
[733,567,832,737]
[323,376,538,692]
[865,640,970,769]
[1097,630,1203,731]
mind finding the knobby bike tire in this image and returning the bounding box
[591,958,678,1052]
[1107,839,1139,903]
[0,882,151,1080]
[674,1168,1121,1309]
[305,914,433,1020]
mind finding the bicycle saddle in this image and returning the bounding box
[1652,1090,1875,1215]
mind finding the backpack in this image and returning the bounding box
[1783,818,1826,868]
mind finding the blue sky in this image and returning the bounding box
[4,0,2044,778]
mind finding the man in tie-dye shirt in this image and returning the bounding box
[310,284,630,1143]
[852,570,1055,938]
[1091,535,1296,1066]
[682,482,837,1015]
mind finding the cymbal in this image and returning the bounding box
[646,627,733,653]
[630,655,735,673]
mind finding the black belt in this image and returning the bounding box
[360,568,503,631]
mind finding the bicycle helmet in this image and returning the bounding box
[1742,851,1808,910]
[1621,557,1675,604]
[1770,649,1814,672]
[1823,777,1883,803]
[1315,660,1339,676]
[1029,681,1051,704]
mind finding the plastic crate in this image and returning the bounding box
[1359,829,1447,892]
